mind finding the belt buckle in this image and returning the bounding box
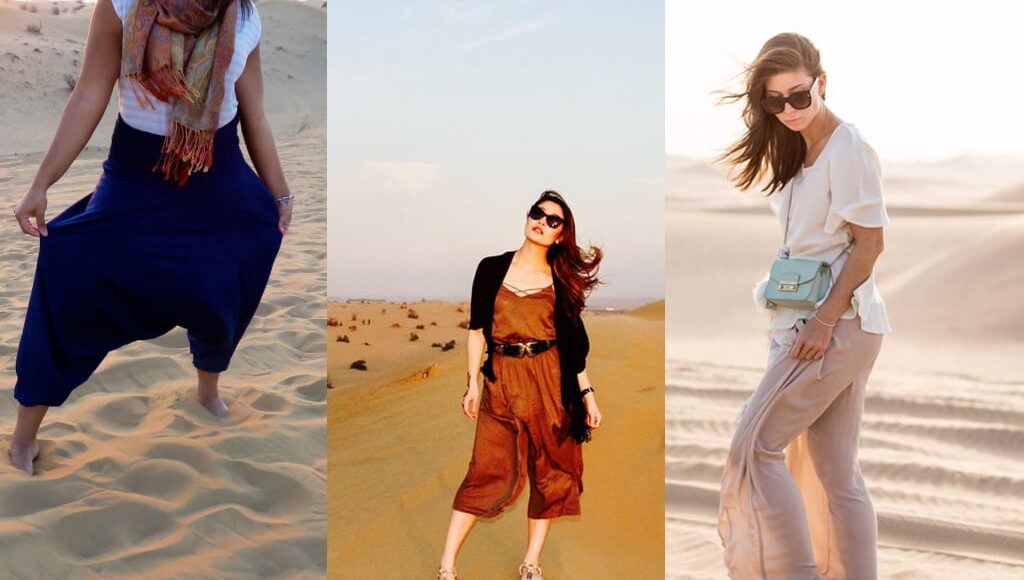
[510,343,527,357]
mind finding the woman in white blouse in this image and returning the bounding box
[715,33,890,579]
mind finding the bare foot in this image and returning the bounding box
[7,440,40,476]
[200,396,229,418]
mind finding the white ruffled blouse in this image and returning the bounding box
[753,122,892,335]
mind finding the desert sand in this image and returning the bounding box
[666,155,1024,579]
[0,1,326,577]
[327,299,665,578]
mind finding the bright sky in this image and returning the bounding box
[328,1,664,303]
[667,0,1024,161]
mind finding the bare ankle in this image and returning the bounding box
[9,438,36,450]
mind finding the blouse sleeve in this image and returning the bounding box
[824,129,889,235]
[111,0,129,22]
[468,258,488,330]
[249,2,262,43]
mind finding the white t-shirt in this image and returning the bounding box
[754,122,893,335]
[111,0,262,135]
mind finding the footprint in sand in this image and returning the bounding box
[93,395,150,432]
[116,460,196,502]
[223,460,313,516]
[296,379,327,402]
[0,478,93,518]
[39,421,78,437]
[82,456,126,478]
[145,442,216,474]
[44,500,179,560]
[51,438,88,460]
[251,392,291,413]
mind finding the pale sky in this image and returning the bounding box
[328,1,664,304]
[667,0,1024,161]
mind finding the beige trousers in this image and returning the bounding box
[719,317,883,580]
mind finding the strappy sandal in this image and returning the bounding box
[437,565,459,580]
[519,563,544,580]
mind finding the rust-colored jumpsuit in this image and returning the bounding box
[453,284,583,519]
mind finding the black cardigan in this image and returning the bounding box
[469,250,592,443]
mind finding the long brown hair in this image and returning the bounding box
[537,191,602,319]
[716,33,824,194]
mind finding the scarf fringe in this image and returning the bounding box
[154,121,215,186]
[140,67,191,103]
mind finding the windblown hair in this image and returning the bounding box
[537,191,602,319]
[716,32,824,194]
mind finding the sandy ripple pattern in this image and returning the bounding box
[666,358,1024,580]
[0,102,325,580]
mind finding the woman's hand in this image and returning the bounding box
[789,317,834,360]
[14,189,49,237]
[276,197,293,235]
[584,393,602,429]
[461,378,480,420]
[237,45,295,235]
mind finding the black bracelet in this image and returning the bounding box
[579,387,595,398]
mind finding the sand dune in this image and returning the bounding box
[0,2,326,577]
[667,154,1024,207]
[666,360,1024,580]
[991,181,1024,203]
[328,299,665,579]
[666,161,1024,579]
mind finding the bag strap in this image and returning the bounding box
[782,180,795,249]
[783,176,854,266]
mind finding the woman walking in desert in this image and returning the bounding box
[716,33,891,579]
[437,191,603,580]
[8,0,292,476]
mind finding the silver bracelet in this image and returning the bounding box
[813,313,837,327]
[274,194,295,203]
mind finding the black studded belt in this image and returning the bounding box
[492,339,557,358]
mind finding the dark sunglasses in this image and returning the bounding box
[760,77,819,115]
[528,205,564,229]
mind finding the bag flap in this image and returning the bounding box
[768,258,828,286]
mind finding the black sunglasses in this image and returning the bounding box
[528,205,564,229]
[760,77,819,115]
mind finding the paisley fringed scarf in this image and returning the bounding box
[122,0,237,186]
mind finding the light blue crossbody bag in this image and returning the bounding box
[763,181,849,310]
